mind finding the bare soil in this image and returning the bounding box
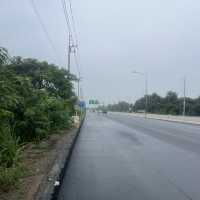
[0,129,73,200]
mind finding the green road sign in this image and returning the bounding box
[89,100,99,105]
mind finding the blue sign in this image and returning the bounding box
[79,101,86,109]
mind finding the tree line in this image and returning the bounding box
[106,91,200,116]
[0,47,78,189]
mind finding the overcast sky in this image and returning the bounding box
[1,0,200,104]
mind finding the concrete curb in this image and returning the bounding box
[34,115,85,200]
[110,112,200,126]
[146,116,200,126]
[128,113,200,126]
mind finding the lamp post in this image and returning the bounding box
[183,77,186,117]
[132,71,148,119]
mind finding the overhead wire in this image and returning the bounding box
[29,0,59,59]
[68,0,79,46]
[61,0,74,43]
[61,0,81,77]
[29,0,81,78]
[68,0,82,78]
[61,0,83,99]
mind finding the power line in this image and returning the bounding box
[68,0,82,77]
[61,0,74,43]
[68,0,79,46]
[29,0,59,58]
[61,0,83,99]
[61,0,80,74]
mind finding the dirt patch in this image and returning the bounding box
[0,129,77,200]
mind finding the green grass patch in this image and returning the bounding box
[0,165,25,191]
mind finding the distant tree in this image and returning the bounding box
[0,47,9,65]
[107,101,132,112]
[192,97,200,116]
[148,93,163,113]
[163,91,180,114]
[133,97,146,112]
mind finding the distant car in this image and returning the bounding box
[102,110,107,114]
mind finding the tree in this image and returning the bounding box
[0,52,77,142]
[148,93,163,113]
[0,47,9,65]
[163,91,180,114]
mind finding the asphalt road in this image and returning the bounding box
[57,112,200,200]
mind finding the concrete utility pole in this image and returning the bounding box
[132,71,148,119]
[67,34,77,73]
[67,35,71,72]
[80,87,84,100]
[183,77,186,117]
[77,77,83,100]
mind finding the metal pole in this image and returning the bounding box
[183,77,186,116]
[145,74,148,119]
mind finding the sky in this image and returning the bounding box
[1,0,200,104]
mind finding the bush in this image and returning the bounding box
[16,105,50,142]
[0,52,77,191]
[0,126,21,168]
[46,98,71,130]
[0,165,24,191]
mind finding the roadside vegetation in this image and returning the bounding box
[106,91,200,116]
[0,47,77,191]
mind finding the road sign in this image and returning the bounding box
[79,101,86,109]
[89,100,99,105]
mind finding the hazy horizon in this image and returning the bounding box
[1,0,200,104]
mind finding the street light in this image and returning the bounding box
[183,77,186,117]
[132,71,148,119]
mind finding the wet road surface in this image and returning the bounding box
[57,112,200,200]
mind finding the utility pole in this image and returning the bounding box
[80,87,84,100]
[67,34,77,73]
[67,34,71,72]
[145,74,148,119]
[183,77,186,117]
[77,77,82,100]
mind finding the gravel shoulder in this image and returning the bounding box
[0,127,79,200]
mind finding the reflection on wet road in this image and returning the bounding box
[57,112,200,200]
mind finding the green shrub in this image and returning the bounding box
[0,165,24,191]
[46,98,71,130]
[0,126,21,168]
[16,106,50,142]
[0,55,76,143]
[0,52,77,191]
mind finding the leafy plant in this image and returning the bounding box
[0,48,78,191]
[46,97,71,130]
[0,47,9,65]
[0,126,21,168]
[0,165,24,191]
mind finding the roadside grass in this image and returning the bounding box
[0,126,25,191]
[0,128,67,192]
[0,165,25,192]
[0,116,83,192]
